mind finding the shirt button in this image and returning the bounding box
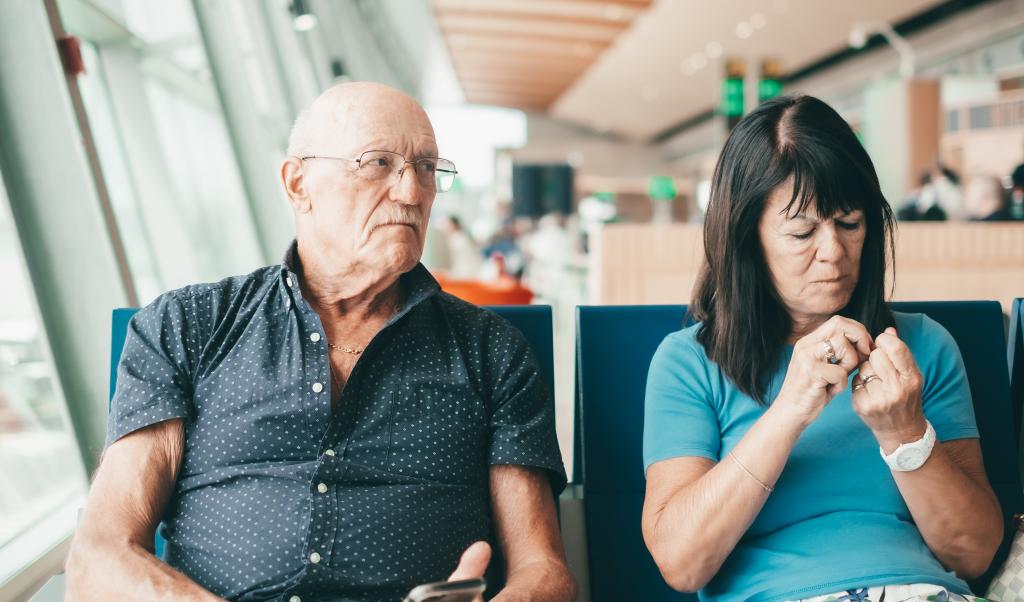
[310,333,321,342]
[285,297,291,310]
[317,483,328,493]
[286,276,293,288]
[309,552,321,564]
[289,597,301,602]
[312,382,324,393]
[324,449,335,457]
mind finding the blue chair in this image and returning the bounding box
[1010,298,1024,443]
[576,305,696,601]
[111,304,557,562]
[575,301,1021,599]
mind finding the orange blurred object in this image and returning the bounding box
[434,273,534,306]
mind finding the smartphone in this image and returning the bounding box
[402,577,486,602]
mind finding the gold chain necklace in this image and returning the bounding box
[327,341,364,355]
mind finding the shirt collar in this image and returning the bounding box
[279,239,440,317]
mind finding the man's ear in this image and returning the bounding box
[281,157,312,213]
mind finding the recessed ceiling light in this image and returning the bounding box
[750,13,767,29]
[705,41,723,59]
[689,53,708,69]
[735,21,754,39]
[680,61,695,75]
[293,13,318,31]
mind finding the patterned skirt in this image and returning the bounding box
[790,583,987,602]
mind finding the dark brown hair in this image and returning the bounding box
[690,94,895,403]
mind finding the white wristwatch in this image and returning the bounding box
[880,420,936,472]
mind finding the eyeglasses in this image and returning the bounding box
[300,150,458,193]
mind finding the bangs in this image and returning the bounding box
[776,143,873,220]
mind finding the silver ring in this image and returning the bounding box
[852,382,866,392]
[822,339,839,365]
[862,374,881,385]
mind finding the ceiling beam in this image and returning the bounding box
[451,57,588,75]
[452,70,575,87]
[445,34,609,57]
[437,14,624,41]
[434,0,647,23]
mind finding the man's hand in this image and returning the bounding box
[448,541,491,602]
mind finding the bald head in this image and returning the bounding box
[286,82,435,159]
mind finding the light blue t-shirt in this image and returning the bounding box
[643,312,979,602]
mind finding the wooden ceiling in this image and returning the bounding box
[432,0,654,111]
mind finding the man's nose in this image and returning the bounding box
[390,163,424,205]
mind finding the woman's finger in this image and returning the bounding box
[818,363,850,397]
[873,331,917,377]
[819,316,874,360]
[817,335,861,373]
[867,347,899,389]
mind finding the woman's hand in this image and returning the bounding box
[776,316,874,427]
[851,326,927,452]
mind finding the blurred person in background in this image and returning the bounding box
[642,95,1000,602]
[964,175,1012,221]
[1011,153,1024,220]
[898,172,947,221]
[483,218,526,278]
[931,164,964,220]
[440,214,483,279]
[66,82,574,602]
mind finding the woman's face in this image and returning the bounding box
[758,180,866,329]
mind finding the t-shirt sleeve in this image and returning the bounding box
[106,293,197,447]
[914,314,979,441]
[643,330,721,472]
[486,319,567,494]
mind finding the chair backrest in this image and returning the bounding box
[1010,298,1024,443]
[110,305,557,565]
[576,305,695,601]
[575,301,1021,599]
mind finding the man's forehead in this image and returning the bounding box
[314,105,436,156]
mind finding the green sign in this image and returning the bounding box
[721,77,744,117]
[759,78,782,102]
[648,176,677,201]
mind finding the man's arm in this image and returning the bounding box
[488,465,576,602]
[65,419,221,601]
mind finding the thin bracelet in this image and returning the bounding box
[728,452,774,494]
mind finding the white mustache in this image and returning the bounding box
[369,207,420,231]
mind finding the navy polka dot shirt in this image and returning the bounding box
[107,241,566,601]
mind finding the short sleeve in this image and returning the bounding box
[643,329,721,472]
[107,293,197,447]
[913,315,979,442]
[486,320,567,494]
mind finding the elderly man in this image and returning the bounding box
[66,82,574,601]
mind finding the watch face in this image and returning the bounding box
[897,448,925,471]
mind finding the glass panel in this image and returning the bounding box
[77,41,165,302]
[66,0,266,300]
[0,174,86,550]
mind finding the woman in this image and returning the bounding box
[641,95,1003,602]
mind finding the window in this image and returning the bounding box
[0,174,86,560]
[65,0,265,301]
